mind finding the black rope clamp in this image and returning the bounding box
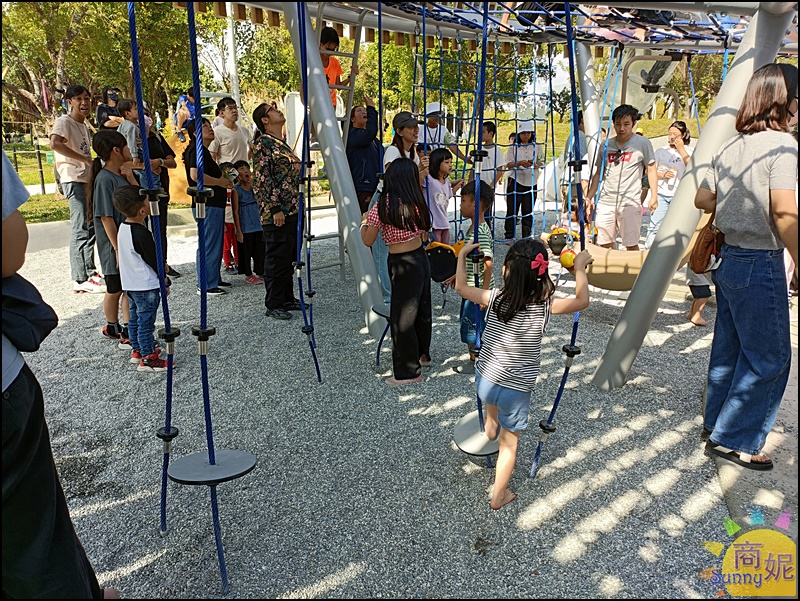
[156,426,179,442]
[301,325,314,336]
[305,289,316,299]
[140,187,163,201]
[186,186,213,201]
[562,344,581,358]
[469,251,485,263]
[470,149,488,160]
[305,234,316,242]
[539,419,557,434]
[567,158,587,173]
[158,327,181,343]
[293,260,306,271]
[191,326,217,341]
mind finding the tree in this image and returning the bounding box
[550,88,573,122]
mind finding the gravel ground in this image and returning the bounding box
[19,214,735,599]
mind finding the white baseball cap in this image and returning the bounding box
[518,120,534,132]
[425,101,444,116]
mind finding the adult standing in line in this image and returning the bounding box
[587,105,657,251]
[2,151,121,599]
[96,86,124,131]
[695,63,798,471]
[421,102,470,164]
[370,111,430,304]
[49,84,106,294]
[645,121,694,249]
[503,121,543,240]
[183,118,234,296]
[252,101,303,320]
[209,97,252,165]
[346,93,382,214]
[144,108,180,277]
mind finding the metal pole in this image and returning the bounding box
[575,34,602,182]
[282,1,386,340]
[35,131,46,195]
[591,6,797,390]
[225,3,241,104]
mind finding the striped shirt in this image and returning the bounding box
[464,222,493,287]
[475,289,551,393]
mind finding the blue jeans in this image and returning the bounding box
[460,298,486,347]
[644,192,670,249]
[368,191,391,303]
[126,289,160,356]
[64,182,96,282]
[705,245,791,455]
[193,206,224,289]
[475,371,531,432]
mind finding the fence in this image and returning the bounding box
[2,121,57,195]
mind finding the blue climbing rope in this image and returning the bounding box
[186,3,228,592]
[530,1,587,479]
[295,2,322,382]
[126,0,179,538]
[687,55,703,134]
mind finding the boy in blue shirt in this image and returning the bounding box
[233,160,266,284]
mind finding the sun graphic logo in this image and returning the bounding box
[701,508,796,597]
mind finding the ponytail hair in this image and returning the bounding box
[494,238,555,323]
[669,120,691,145]
[390,132,415,160]
[85,130,127,222]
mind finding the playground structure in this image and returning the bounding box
[107,1,798,593]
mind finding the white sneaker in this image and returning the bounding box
[89,273,105,286]
[74,280,107,294]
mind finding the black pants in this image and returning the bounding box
[505,178,534,239]
[158,197,169,265]
[2,364,102,599]
[263,223,298,310]
[388,246,432,380]
[238,231,266,276]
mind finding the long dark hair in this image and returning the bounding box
[736,63,798,134]
[429,147,452,180]
[669,120,691,145]
[86,130,127,222]
[390,132,415,159]
[494,238,555,323]
[181,118,211,166]
[378,158,431,232]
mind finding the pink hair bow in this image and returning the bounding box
[530,253,548,277]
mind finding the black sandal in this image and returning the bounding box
[705,442,773,471]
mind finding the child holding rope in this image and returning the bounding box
[425,147,464,244]
[455,238,593,509]
[361,158,433,386]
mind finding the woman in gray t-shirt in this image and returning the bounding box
[694,63,798,471]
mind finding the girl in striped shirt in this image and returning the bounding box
[455,238,593,509]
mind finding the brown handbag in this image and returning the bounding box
[689,209,725,273]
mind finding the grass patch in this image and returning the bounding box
[19,193,70,223]
[3,141,57,186]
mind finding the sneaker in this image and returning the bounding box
[244,275,262,284]
[282,300,303,311]
[75,280,106,294]
[386,375,424,386]
[177,130,187,143]
[117,336,132,350]
[224,265,238,275]
[166,266,182,277]
[265,308,292,320]
[89,273,105,285]
[197,287,227,296]
[130,348,162,364]
[217,280,232,287]
[137,352,169,372]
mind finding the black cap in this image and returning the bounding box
[392,111,423,130]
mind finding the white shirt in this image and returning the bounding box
[51,114,92,183]
[654,145,693,198]
[504,143,542,188]
[209,123,251,164]
[377,144,420,192]
[479,144,502,187]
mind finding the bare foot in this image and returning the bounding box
[686,312,707,326]
[103,588,121,599]
[490,488,517,510]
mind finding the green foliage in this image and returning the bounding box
[18,193,68,223]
